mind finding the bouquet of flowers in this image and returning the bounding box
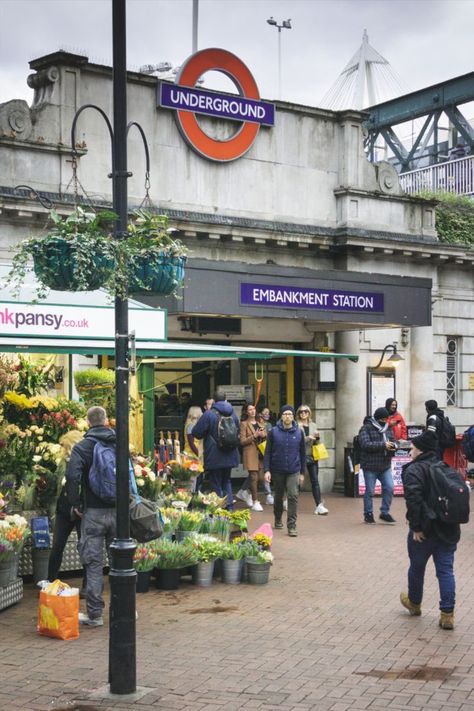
[185,535,224,563]
[0,514,30,560]
[191,491,227,512]
[154,539,198,569]
[131,454,163,501]
[167,455,203,487]
[219,541,248,561]
[159,507,182,536]
[252,532,272,550]
[133,542,159,572]
[176,511,204,532]
[229,508,251,531]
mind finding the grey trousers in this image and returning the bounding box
[273,472,299,529]
[78,507,116,620]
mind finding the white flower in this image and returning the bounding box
[136,478,145,487]
[148,471,156,482]
[32,455,42,463]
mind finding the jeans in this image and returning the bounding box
[78,508,116,620]
[48,509,85,587]
[407,532,457,611]
[273,471,299,530]
[363,467,393,515]
[306,460,321,506]
[208,468,233,511]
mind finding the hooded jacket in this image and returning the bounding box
[66,425,116,510]
[358,416,395,473]
[263,419,305,475]
[191,400,240,470]
[401,451,460,544]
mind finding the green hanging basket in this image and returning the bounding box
[129,253,186,296]
[32,237,114,292]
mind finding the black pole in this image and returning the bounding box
[109,0,137,695]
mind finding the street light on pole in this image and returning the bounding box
[266,16,292,100]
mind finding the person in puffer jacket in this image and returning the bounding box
[358,407,396,525]
[264,405,306,537]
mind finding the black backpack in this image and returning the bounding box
[428,461,470,524]
[439,415,456,448]
[461,425,474,461]
[212,408,240,451]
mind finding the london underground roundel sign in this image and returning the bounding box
[158,48,275,162]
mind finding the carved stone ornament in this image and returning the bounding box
[0,99,33,139]
[375,161,402,195]
[27,65,59,107]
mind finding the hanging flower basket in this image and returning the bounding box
[129,253,186,295]
[31,237,114,292]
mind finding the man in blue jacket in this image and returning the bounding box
[191,394,240,511]
[264,405,306,537]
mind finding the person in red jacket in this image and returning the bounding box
[385,398,407,441]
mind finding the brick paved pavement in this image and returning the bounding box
[1,493,474,711]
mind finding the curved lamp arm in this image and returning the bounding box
[70,104,115,171]
[126,121,150,175]
[373,344,403,369]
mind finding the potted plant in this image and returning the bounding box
[175,511,203,542]
[246,550,274,585]
[188,536,224,587]
[133,542,158,593]
[154,539,198,590]
[5,208,187,301]
[228,508,251,538]
[220,541,247,585]
[74,368,115,410]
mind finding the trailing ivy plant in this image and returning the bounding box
[5,207,188,301]
[416,191,474,247]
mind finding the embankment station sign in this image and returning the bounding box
[240,283,384,313]
[158,48,275,162]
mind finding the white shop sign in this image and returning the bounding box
[0,301,166,342]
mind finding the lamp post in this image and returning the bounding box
[266,16,292,100]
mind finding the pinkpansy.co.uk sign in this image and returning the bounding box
[0,302,166,341]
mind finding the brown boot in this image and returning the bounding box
[439,611,454,630]
[400,592,421,616]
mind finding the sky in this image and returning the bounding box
[0,0,473,109]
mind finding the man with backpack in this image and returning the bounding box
[191,393,240,511]
[425,399,456,460]
[400,430,469,630]
[66,406,116,627]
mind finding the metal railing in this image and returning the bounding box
[399,155,474,197]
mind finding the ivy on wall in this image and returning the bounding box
[417,191,474,247]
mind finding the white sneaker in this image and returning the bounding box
[236,489,253,507]
[79,612,103,627]
[265,494,274,505]
[252,501,263,512]
[283,499,288,511]
[316,503,329,515]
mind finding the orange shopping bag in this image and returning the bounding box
[37,581,79,640]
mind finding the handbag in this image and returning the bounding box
[257,440,267,456]
[312,442,329,461]
[38,581,79,640]
[129,462,163,543]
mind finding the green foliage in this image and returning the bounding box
[153,538,198,569]
[74,368,115,410]
[416,191,474,246]
[5,208,187,301]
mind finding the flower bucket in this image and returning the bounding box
[246,558,271,585]
[212,558,222,579]
[136,570,152,593]
[31,548,51,584]
[221,558,243,585]
[0,555,16,588]
[129,254,186,296]
[9,551,21,584]
[155,567,181,590]
[192,560,215,587]
[32,237,114,292]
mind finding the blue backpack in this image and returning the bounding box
[462,425,474,462]
[88,439,117,504]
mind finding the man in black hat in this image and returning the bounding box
[358,407,397,524]
[264,404,305,537]
[400,430,459,630]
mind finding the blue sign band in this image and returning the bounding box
[240,283,384,313]
[159,83,275,127]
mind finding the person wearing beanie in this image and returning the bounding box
[263,404,305,537]
[357,407,397,524]
[400,430,461,630]
[385,398,407,441]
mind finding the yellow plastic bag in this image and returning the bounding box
[312,443,329,461]
[257,441,267,456]
[38,580,79,640]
